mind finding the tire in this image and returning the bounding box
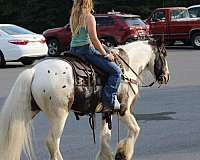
[0,50,6,67]
[191,33,200,49]
[21,59,34,65]
[47,39,61,56]
[100,37,117,47]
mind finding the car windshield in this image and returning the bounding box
[0,25,33,35]
[123,17,146,26]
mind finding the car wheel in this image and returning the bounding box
[21,59,34,65]
[0,50,6,67]
[191,33,200,49]
[100,37,116,47]
[47,39,61,56]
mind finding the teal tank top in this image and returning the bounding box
[70,27,90,47]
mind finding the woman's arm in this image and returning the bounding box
[86,14,114,61]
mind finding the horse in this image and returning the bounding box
[0,40,169,160]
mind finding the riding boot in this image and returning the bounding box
[102,95,120,112]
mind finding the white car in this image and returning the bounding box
[0,24,48,66]
[188,5,200,18]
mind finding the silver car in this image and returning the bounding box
[188,5,200,18]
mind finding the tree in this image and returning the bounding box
[0,0,199,33]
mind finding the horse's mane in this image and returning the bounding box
[114,41,153,68]
[117,41,151,55]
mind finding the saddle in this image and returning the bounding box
[61,51,107,116]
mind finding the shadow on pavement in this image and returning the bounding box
[135,112,176,121]
[166,46,196,50]
[0,97,6,108]
[0,64,25,69]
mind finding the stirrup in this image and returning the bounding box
[95,99,121,113]
[95,103,103,113]
[95,103,113,113]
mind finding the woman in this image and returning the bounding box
[70,0,121,112]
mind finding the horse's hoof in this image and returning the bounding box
[115,152,126,160]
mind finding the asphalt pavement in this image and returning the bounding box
[0,47,200,160]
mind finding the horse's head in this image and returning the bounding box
[148,39,170,84]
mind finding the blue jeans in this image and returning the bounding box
[70,45,122,107]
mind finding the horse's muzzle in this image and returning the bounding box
[158,73,169,84]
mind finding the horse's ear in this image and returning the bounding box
[161,44,167,57]
[155,36,163,47]
[153,36,167,57]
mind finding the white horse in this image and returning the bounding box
[0,40,169,160]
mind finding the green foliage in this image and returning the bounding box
[0,0,199,33]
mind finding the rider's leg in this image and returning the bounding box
[86,47,122,110]
[70,45,122,110]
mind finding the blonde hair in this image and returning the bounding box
[70,0,94,34]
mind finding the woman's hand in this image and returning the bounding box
[105,52,115,61]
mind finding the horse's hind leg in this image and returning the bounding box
[115,111,140,160]
[96,115,113,160]
[45,109,69,160]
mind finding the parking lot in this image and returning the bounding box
[0,47,200,160]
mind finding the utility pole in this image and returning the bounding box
[162,0,165,8]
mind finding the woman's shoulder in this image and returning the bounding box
[85,13,95,21]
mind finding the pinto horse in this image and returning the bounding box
[0,40,169,160]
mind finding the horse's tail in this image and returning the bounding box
[0,68,35,160]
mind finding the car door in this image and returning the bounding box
[96,16,115,38]
[148,10,169,39]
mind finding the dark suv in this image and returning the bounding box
[43,12,149,56]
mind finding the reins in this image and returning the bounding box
[115,54,156,88]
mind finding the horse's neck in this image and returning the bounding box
[120,41,153,76]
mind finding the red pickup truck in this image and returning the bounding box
[146,7,200,48]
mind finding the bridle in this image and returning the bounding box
[153,43,168,84]
[116,53,156,88]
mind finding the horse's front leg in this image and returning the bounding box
[115,111,140,160]
[96,114,113,160]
